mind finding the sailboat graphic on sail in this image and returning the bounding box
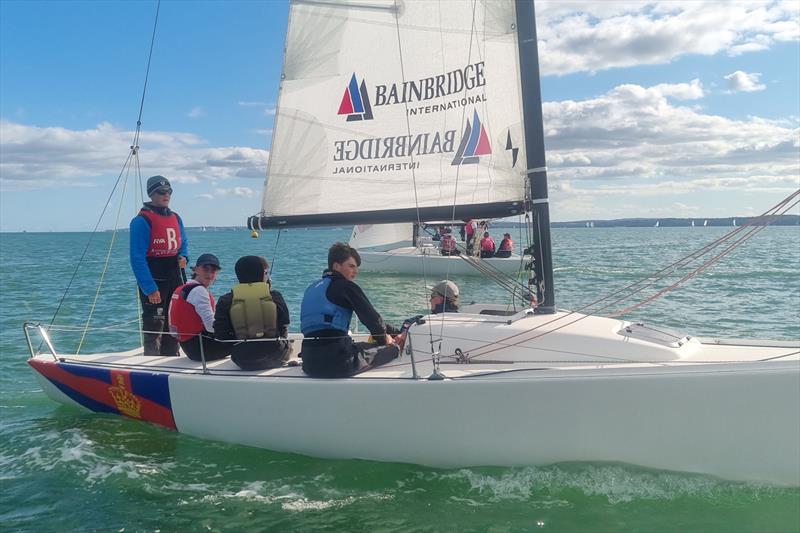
[26,0,799,485]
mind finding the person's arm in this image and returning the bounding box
[186,285,215,332]
[329,279,388,344]
[212,293,235,340]
[129,215,157,295]
[270,290,290,338]
[177,214,188,267]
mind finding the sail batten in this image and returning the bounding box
[259,0,527,225]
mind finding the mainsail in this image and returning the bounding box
[252,0,528,228]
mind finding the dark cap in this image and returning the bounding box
[194,253,221,269]
[146,175,172,196]
[503,232,511,237]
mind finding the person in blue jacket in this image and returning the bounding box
[300,242,402,377]
[130,175,188,355]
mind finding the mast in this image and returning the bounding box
[515,0,555,313]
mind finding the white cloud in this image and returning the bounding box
[187,106,206,118]
[215,186,255,198]
[537,1,800,75]
[238,101,276,116]
[0,120,268,190]
[724,70,766,92]
[541,79,798,217]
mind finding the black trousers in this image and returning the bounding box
[231,339,291,371]
[180,335,232,362]
[494,250,511,258]
[139,280,180,356]
[480,250,495,258]
[301,337,399,378]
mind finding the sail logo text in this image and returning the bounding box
[374,62,485,106]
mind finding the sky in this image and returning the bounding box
[1,0,798,232]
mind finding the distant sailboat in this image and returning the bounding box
[733,218,737,227]
[691,220,695,227]
[654,220,660,228]
[704,219,708,227]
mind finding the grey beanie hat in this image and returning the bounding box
[146,175,172,196]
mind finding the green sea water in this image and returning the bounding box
[1,227,799,532]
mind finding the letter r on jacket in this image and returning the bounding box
[167,228,177,251]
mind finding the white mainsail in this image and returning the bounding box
[349,223,412,250]
[260,0,527,226]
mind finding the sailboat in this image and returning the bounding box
[654,220,660,227]
[691,220,695,227]
[704,219,708,227]
[26,0,799,485]
[351,223,524,276]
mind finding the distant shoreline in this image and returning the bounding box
[2,215,798,233]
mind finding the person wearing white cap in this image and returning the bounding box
[429,280,460,313]
[130,175,188,355]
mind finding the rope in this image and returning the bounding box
[269,228,283,278]
[77,160,133,353]
[462,189,800,360]
[46,1,161,352]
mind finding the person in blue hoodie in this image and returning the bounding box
[130,176,188,356]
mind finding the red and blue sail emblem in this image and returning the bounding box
[452,109,491,165]
[337,73,374,122]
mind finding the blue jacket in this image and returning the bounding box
[130,204,188,295]
[300,276,353,335]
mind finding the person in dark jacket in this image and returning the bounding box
[213,256,291,370]
[300,242,401,378]
[130,175,188,356]
[429,280,460,313]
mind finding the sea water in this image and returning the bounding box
[1,227,799,531]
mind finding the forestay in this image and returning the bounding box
[256,0,528,228]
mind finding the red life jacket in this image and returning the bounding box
[465,220,475,237]
[441,234,457,252]
[481,237,495,252]
[138,208,181,258]
[499,237,514,251]
[169,282,215,342]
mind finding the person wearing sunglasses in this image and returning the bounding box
[130,175,188,356]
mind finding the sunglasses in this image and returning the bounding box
[153,188,173,196]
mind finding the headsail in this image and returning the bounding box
[252,0,528,228]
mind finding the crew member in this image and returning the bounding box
[480,231,496,258]
[440,228,458,256]
[168,254,230,362]
[300,242,402,378]
[465,219,477,252]
[213,256,292,370]
[496,233,514,258]
[130,175,188,356]
[429,280,460,313]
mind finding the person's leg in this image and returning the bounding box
[182,336,231,361]
[139,288,163,356]
[158,281,180,356]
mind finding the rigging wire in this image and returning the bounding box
[463,189,800,360]
[44,0,162,350]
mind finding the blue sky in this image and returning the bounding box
[1,0,798,231]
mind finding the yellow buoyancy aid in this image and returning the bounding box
[229,282,278,339]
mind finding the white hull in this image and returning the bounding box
[27,308,800,485]
[359,246,524,276]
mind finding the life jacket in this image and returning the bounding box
[481,237,495,252]
[441,234,457,252]
[300,276,353,335]
[499,237,514,252]
[229,282,278,339]
[465,220,475,237]
[169,281,215,342]
[138,207,181,258]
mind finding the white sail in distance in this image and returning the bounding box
[259,0,527,227]
[349,223,412,250]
